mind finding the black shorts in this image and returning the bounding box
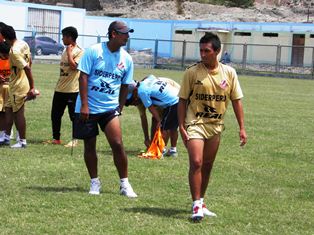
[161,103,178,131]
[73,107,120,140]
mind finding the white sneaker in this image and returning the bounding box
[202,203,217,217]
[0,131,4,139]
[191,202,204,222]
[11,141,27,148]
[165,149,178,157]
[89,178,101,195]
[120,183,138,198]
[10,129,14,140]
[16,131,20,142]
[64,139,78,148]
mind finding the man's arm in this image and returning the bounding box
[66,45,77,70]
[119,84,129,113]
[24,65,35,98]
[139,110,150,147]
[147,105,161,129]
[178,98,189,147]
[232,99,247,146]
[79,72,89,120]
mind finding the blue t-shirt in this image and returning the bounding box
[75,42,134,114]
[137,75,178,108]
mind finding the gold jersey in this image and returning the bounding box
[179,62,243,126]
[9,40,31,95]
[55,45,83,93]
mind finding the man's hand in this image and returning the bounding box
[239,128,247,147]
[80,104,89,121]
[24,88,39,101]
[179,125,189,148]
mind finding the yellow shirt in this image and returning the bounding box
[55,45,83,93]
[179,62,243,125]
[9,40,31,95]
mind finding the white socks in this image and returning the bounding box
[120,178,129,186]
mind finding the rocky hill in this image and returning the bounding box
[89,0,314,23]
[19,0,314,23]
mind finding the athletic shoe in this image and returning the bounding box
[165,149,178,157]
[191,202,204,222]
[44,139,62,145]
[120,183,138,198]
[89,178,101,195]
[202,203,217,217]
[0,139,10,146]
[11,141,27,148]
[0,131,4,139]
[10,129,14,140]
[64,139,78,148]
[52,139,62,145]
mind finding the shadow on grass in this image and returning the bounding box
[122,207,189,219]
[26,185,86,193]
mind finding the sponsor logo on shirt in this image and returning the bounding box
[94,69,122,80]
[117,62,125,70]
[155,80,167,93]
[60,68,68,77]
[90,79,115,94]
[195,93,226,102]
[219,79,228,90]
[195,104,222,119]
[195,80,203,85]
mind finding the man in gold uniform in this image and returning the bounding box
[49,26,83,147]
[0,25,37,148]
[178,32,247,221]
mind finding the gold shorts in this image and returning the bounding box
[0,84,9,112]
[186,123,224,139]
[5,91,26,113]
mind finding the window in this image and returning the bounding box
[234,32,251,36]
[175,30,193,35]
[263,33,278,37]
[310,34,314,38]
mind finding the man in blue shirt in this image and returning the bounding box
[73,21,137,197]
[127,75,180,157]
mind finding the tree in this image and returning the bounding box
[176,0,184,15]
[225,0,254,8]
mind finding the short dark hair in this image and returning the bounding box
[61,26,78,41]
[0,25,16,41]
[199,32,221,52]
[0,41,11,54]
[107,21,134,40]
[0,22,7,31]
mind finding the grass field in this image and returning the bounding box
[0,64,313,234]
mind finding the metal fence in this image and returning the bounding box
[17,30,314,79]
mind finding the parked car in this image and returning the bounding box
[23,36,64,56]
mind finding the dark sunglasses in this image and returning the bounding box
[115,30,129,35]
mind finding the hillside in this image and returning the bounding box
[88,0,313,23]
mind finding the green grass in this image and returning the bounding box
[0,64,313,234]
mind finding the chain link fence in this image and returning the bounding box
[18,30,314,79]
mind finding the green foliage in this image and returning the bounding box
[0,64,313,234]
[224,0,254,7]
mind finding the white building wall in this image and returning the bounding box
[0,1,28,40]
